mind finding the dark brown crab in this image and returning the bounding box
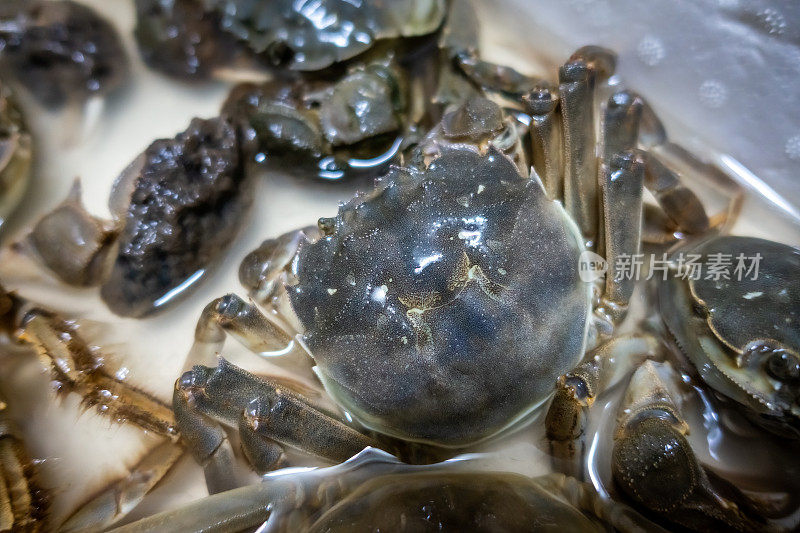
[6,116,250,318]
[0,0,128,109]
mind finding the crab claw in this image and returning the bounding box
[612,361,771,532]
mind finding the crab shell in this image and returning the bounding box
[307,467,605,532]
[288,147,591,446]
[202,0,446,71]
[659,235,800,437]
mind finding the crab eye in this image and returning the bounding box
[766,351,800,383]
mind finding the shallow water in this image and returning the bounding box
[0,0,798,530]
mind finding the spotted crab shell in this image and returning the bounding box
[288,147,591,446]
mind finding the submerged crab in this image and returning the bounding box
[110,448,660,532]
[220,55,412,181]
[134,0,241,82]
[0,0,787,527]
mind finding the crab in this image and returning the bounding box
[0,81,32,237]
[219,54,414,182]
[133,0,447,82]
[659,235,800,438]
[0,0,128,109]
[107,448,662,532]
[172,39,735,496]
[3,116,251,318]
[544,235,800,531]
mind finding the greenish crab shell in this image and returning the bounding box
[288,147,591,446]
[660,235,800,437]
[202,0,446,71]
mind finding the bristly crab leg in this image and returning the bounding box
[0,393,47,532]
[1,287,177,439]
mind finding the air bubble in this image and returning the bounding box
[785,135,800,161]
[698,80,727,108]
[637,36,665,66]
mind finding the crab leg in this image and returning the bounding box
[643,152,711,235]
[59,440,185,532]
[596,90,645,289]
[1,290,177,438]
[650,142,742,232]
[569,46,617,84]
[175,359,376,492]
[238,228,317,306]
[559,59,599,248]
[545,334,660,478]
[612,361,769,532]
[637,99,740,236]
[534,473,669,533]
[186,294,295,370]
[107,480,288,533]
[602,91,643,166]
[523,83,563,200]
[173,379,241,494]
[601,151,645,316]
[0,395,46,532]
